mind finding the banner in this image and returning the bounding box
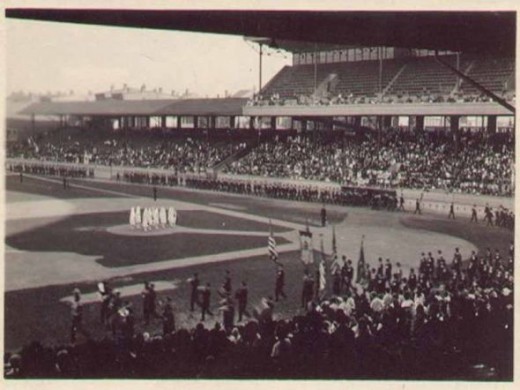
[299,230,314,265]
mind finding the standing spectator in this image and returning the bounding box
[162,297,175,335]
[471,205,478,223]
[384,258,392,281]
[332,270,342,296]
[448,202,455,219]
[142,282,152,324]
[70,288,87,343]
[122,302,135,340]
[98,281,111,326]
[220,296,235,333]
[235,281,250,322]
[414,198,422,215]
[398,193,405,211]
[189,273,200,312]
[321,204,327,227]
[275,264,287,302]
[200,282,213,321]
[485,205,494,226]
[302,270,314,309]
[452,248,462,277]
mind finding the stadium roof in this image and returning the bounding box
[19,98,248,117]
[6,9,516,55]
[156,98,248,116]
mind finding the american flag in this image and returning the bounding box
[268,220,278,262]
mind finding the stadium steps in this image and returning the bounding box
[459,56,515,95]
[213,141,257,172]
[386,55,467,96]
[451,60,475,95]
[314,73,339,97]
[381,63,408,96]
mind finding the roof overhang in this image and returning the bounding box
[243,102,515,117]
[19,98,248,117]
[6,10,516,56]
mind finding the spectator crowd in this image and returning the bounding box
[7,126,514,198]
[248,91,515,107]
[224,129,514,196]
[8,129,248,175]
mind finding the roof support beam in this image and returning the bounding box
[434,52,515,114]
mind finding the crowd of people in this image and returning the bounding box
[7,123,514,197]
[224,129,514,196]
[7,161,93,179]
[247,91,515,107]
[7,130,248,174]
[4,242,514,379]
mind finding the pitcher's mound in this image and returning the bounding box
[107,224,181,236]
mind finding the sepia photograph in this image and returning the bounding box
[2,1,517,383]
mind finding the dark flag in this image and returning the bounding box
[356,235,366,283]
[330,225,342,274]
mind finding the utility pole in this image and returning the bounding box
[259,43,263,95]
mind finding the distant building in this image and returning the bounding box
[95,85,180,101]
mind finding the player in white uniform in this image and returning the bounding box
[159,207,167,228]
[153,207,160,229]
[129,207,136,228]
[168,206,177,227]
[142,208,150,231]
[135,206,142,228]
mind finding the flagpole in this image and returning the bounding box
[332,224,337,260]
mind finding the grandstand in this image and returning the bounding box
[259,54,515,103]
[4,9,516,381]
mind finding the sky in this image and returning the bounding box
[5,18,292,98]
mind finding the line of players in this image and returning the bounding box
[129,206,178,230]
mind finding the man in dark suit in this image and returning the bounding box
[189,273,200,312]
[448,202,455,219]
[414,198,422,215]
[321,204,327,227]
[275,264,287,302]
[200,282,213,321]
[470,204,478,223]
[235,281,250,322]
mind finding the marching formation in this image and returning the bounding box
[129,206,178,231]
